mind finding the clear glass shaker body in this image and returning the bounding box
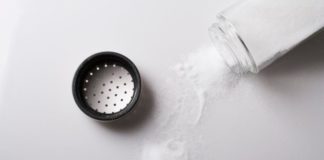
[209,0,324,73]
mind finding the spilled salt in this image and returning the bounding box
[142,139,188,160]
[141,45,241,159]
[173,45,241,124]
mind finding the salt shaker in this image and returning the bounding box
[209,0,324,73]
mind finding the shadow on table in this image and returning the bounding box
[98,77,155,132]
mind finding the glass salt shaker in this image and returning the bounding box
[209,0,324,73]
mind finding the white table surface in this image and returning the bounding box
[1,0,324,159]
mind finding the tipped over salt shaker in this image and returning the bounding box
[209,0,324,73]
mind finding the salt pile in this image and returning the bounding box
[173,45,241,124]
[141,45,241,159]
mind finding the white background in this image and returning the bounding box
[1,0,324,159]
